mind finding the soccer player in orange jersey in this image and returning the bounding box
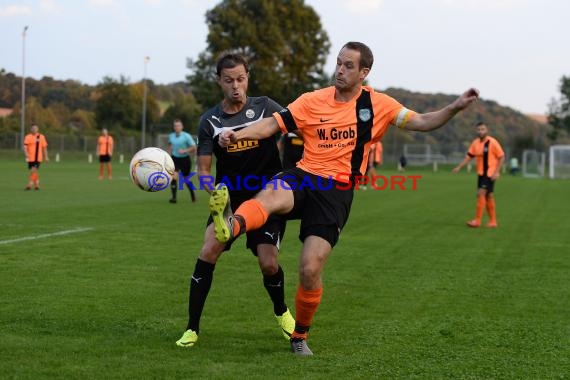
[213,41,479,355]
[23,124,49,190]
[97,128,114,180]
[452,122,505,228]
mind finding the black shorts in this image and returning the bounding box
[207,194,286,256]
[478,175,495,193]
[99,154,111,163]
[172,156,192,177]
[275,167,354,247]
[28,162,40,169]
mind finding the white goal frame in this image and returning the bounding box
[403,144,431,165]
[549,145,570,179]
[522,149,546,178]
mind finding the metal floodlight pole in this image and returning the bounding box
[20,25,29,150]
[141,56,150,148]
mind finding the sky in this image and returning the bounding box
[1,0,569,115]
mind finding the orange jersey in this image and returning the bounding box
[467,136,504,177]
[274,86,415,181]
[24,133,48,162]
[97,135,114,155]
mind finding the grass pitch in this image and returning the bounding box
[1,155,569,379]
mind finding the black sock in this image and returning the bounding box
[187,258,215,333]
[263,265,287,316]
[294,324,310,335]
[187,184,196,202]
[171,179,177,200]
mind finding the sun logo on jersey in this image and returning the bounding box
[245,109,255,119]
[226,139,259,152]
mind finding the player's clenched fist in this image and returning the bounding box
[219,129,237,147]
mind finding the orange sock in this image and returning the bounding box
[486,196,496,223]
[475,194,486,223]
[31,172,39,183]
[233,199,268,235]
[291,286,323,340]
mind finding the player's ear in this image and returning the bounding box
[360,67,370,81]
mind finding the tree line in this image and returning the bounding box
[0,69,203,136]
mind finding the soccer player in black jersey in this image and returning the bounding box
[176,53,294,348]
[279,132,304,170]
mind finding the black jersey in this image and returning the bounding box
[197,96,283,199]
[281,132,304,170]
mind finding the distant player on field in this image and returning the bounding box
[23,124,49,190]
[168,119,197,203]
[97,128,114,180]
[175,53,294,348]
[213,41,479,355]
[453,122,504,228]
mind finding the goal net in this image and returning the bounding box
[549,145,570,179]
[522,149,545,178]
[403,144,432,165]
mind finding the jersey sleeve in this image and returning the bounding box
[373,92,416,130]
[467,140,477,157]
[197,117,214,156]
[491,139,505,158]
[41,135,48,148]
[264,97,284,116]
[187,133,197,147]
[273,93,310,134]
[370,92,416,140]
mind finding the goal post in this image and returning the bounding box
[522,149,545,178]
[549,145,570,179]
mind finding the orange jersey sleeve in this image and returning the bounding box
[273,86,415,180]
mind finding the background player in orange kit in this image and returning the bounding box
[453,122,505,228]
[23,124,49,190]
[97,128,114,180]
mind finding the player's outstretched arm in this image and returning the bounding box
[220,117,280,147]
[453,156,472,173]
[406,88,479,132]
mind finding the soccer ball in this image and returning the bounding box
[129,147,175,192]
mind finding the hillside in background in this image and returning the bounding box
[0,70,556,158]
[383,88,552,158]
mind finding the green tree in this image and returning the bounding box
[94,76,137,130]
[188,0,331,108]
[130,81,161,132]
[161,93,203,134]
[70,109,96,131]
[547,75,570,141]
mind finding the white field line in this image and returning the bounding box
[0,227,94,246]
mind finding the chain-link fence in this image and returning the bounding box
[1,132,144,155]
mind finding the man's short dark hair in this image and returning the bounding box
[475,121,486,127]
[342,41,374,70]
[216,52,249,77]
